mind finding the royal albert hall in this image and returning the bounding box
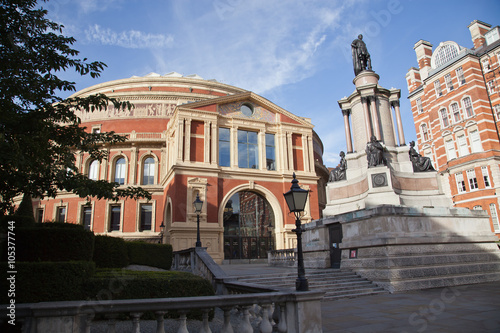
[34,72,329,263]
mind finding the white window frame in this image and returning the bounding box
[487,80,496,94]
[420,123,429,141]
[137,200,156,232]
[469,129,482,153]
[494,104,500,121]
[482,58,491,72]
[455,173,466,194]
[88,159,99,180]
[106,201,124,232]
[456,66,466,86]
[113,156,127,185]
[416,98,423,114]
[489,203,500,232]
[451,103,461,123]
[440,108,449,128]
[462,97,474,118]
[142,155,157,185]
[444,73,454,92]
[457,134,468,156]
[446,139,456,160]
[466,169,478,191]
[434,80,443,97]
[482,166,491,188]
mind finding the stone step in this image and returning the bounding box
[323,289,388,300]
[237,275,364,285]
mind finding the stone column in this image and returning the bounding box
[342,109,353,153]
[204,121,210,164]
[177,119,184,162]
[211,122,217,165]
[184,119,191,162]
[287,132,294,171]
[361,97,373,140]
[370,96,381,140]
[308,135,314,172]
[130,146,138,185]
[258,130,266,170]
[231,127,238,168]
[392,101,405,146]
[160,147,167,181]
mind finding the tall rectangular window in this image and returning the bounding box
[238,130,258,169]
[487,80,496,94]
[416,98,423,114]
[456,66,466,85]
[82,206,92,231]
[109,205,121,231]
[457,134,468,156]
[89,160,99,180]
[143,157,155,185]
[455,173,466,193]
[495,104,500,120]
[444,73,454,92]
[470,130,482,153]
[114,158,126,185]
[440,109,449,127]
[140,204,152,231]
[446,140,456,160]
[56,206,66,222]
[451,103,461,123]
[36,208,44,223]
[467,169,478,190]
[462,97,474,118]
[219,128,230,167]
[482,166,491,188]
[490,204,500,232]
[265,133,276,170]
[434,80,442,97]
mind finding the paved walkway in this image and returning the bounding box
[221,264,500,332]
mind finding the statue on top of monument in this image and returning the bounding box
[328,151,347,182]
[366,135,385,167]
[351,34,372,76]
[409,141,435,172]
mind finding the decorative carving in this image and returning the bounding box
[341,109,351,117]
[371,173,387,187]
[328,151,347,182]
[409,141,435,172]
[366,135,386,167]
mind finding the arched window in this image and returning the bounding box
[462,97,474,118]
[432,42,460,68]
[143,157,155,185]
[114,157,126,185]
[420,123,429,141]
[451,103,461,123]
[88,160,99,180]
[440,108,449,127]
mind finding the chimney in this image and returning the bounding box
[413,40,433,80]
[406,67,422,93]
[468,20,491,49]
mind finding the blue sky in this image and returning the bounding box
[46,0,499,167]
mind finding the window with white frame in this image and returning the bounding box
[482,58,491,71]
[238,130,259,169]
[457,134,468,156]
[143,157,155,185]
[462,97,474,118]
[489,203,500,232]
[445,73,454,92]
[109,205,121,231]
[482,166,491,188]
[56,206,66,222]
[456,66,466,86]
[487,80,496,94]
[139,203,153,231]
[495,104,500,120]
[420,123,429,141]
[265,133,276,170]
[440,108,449,127]
[416,98,423,114]
[88,160,99,180]
[446,139,456,160]
[434,43,460,67]
[467,169,478,190]
[455,173,466,193]
[434,80,443,97]
[219,128,230,167]
[114,157,126,185]
[451,103,461,123]
[469,130,482,153]
[81,206,92,231]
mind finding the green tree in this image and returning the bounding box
[0,0,151,214]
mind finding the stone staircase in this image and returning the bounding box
[233,269,387,300]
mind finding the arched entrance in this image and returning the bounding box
[223,191,275,260]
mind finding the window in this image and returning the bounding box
[219,128,230,167]
[444,73,454,92]
[487,80,496,94]
[456,67,466,85]
[114,157,126,185]
[82,206,92,231]
[457,134,468,156]
[143,157,155,185]
[92,127,101,134]
[495,105,500,120]
[434,80,443,97]
[240,103,254,117]
[109,205,121,231]
[482,166,491,188]
[88,160,99,180]
[462,97,474,118]
[36,208,44,223]
[238,130,258,169]
[446,139,456,160]
[56,206,66,222]
[467,169,478,190]
[416,98,423,114]
[440,108,449,127]
[455,173,466,193]
[420,123,429,141]
[451,103,461,123]
[469,130,482,153]
[265,133,276,171]
[489,204,500,232]
[139,204,152,231]
[434,43,459,67]
[482,58,491,71]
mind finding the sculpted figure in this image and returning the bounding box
[351,34,372,76]
[329,151,347,182]
[366,135,385,167]
[409,141,435,172]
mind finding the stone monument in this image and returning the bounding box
[302,36,500,292]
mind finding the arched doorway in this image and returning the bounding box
[223,191,275,260]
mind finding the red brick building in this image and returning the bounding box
[406,20,500,237]
[33,73,328,262]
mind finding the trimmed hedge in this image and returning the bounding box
[126,241,173,270]
[0,261,96,304]
[13,223,94,262]
[93,235,129,268]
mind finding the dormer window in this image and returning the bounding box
[432,42,460,68]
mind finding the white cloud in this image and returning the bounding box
[75,0,121,14]
[84,25,174,49]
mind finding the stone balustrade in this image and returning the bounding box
[268,249,297,267]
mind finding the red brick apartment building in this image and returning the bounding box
[406,20,500,237]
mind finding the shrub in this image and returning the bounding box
[93,235,129,268]
[12,223,94,262]
[0,261,95,304]
[126,241,173,270]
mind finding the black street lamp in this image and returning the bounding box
[158,221,165,244]
[193,193,204,247]
[283,172,310,291]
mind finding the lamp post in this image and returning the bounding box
[283,172,309,291]
[193,193,204,247]
[158,221,165,244]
